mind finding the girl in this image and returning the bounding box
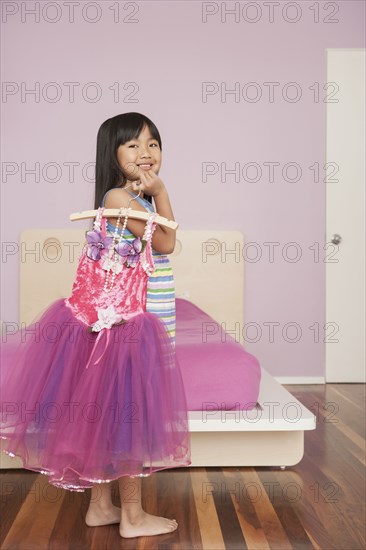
[0,112,191,539]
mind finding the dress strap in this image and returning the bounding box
[93,207,107,237]
[124,188,137,198]
[143,211,158,242]
[141,212,158,275]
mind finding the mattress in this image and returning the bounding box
[175,298,261,411]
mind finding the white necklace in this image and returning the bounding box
[103,206,131,293]
[92,186,146,293]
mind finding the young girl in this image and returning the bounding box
[0,112,191,538]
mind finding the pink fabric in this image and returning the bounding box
[65,250,149,325]
[175,298,261,411]
[66,208,156,325]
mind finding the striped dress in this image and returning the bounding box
[101,189,176,346]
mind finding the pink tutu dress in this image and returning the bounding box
[0,205,191,491]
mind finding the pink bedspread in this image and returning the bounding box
[175,298,261,411]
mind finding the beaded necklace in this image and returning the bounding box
[103,204,131,293]
[92,188,156,294]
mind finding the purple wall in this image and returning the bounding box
[1,1,365,377]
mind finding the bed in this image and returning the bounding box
[0,228,316,470]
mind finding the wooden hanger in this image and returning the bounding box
[70,208,178,230]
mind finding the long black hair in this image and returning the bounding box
[93,112,162,210]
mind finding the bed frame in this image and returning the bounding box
[0,229,316,470]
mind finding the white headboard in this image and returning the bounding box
[19,229,245,328]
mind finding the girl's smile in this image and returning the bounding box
[138,163,154,171]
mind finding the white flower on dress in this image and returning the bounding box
[90,305,123,332]
[101,256,123,274]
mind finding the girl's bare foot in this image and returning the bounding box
[85,483,121,526]
[120,510,178,538]
[85,503,122,527]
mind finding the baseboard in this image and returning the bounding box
[274,376,325,385]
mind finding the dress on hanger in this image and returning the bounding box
[0,192,191,491]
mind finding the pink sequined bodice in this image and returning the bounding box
[65,207,157,329]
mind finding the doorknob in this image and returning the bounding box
[331,234,342,245]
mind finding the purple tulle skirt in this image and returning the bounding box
[0,299,191,491]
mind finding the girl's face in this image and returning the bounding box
[116,124,162,183]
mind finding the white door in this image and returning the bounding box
[326,49,365,382]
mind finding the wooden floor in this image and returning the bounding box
[0,384,365,549]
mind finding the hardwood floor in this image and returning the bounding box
[1,384,365,549]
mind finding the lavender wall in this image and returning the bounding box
[1,1,365,378]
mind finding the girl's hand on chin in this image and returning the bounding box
[130,167,166,197]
